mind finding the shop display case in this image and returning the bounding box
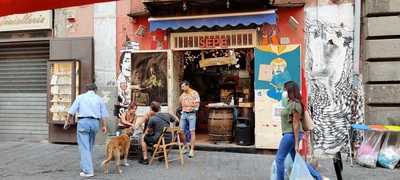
[47,59,80,143]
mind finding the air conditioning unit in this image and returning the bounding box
[272,0,305,7]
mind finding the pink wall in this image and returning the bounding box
[116,0,167,74]
[277,7,307,104]
[261,7,306,103]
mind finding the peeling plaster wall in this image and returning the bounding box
[54,5,94,38]
[94,1,117,143]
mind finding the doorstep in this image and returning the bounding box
[195,142,257,154]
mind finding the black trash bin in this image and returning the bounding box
[235,122,252,146]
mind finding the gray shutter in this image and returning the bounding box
[0,41,49,142]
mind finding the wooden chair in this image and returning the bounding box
[149,127,184,168]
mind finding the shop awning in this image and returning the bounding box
[149,10,276,32]
[0,0,116,17]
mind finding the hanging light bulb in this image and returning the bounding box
[229,49,234,56]
[182,1,188,11]
[226,0,230,9]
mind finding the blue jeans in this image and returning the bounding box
[183,120,191,144]
[275,133,322,180]
[180,112,196,144]
[77,118,99,174]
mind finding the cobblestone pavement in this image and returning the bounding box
[0,142,399,180]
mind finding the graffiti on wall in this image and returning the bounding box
[116,51,132,117]
[115,41,140,117]
[254,45,301,148]
[305,4,364,156]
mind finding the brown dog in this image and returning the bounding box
[102,128,133,174]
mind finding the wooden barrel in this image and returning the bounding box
[208,108,233,142]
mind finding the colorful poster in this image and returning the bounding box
[254,45,301,149]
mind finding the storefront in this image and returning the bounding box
[116,0,306,148]
[0,10,96,143]
[120,10,303,149]
[0,11,52,142]
[167,29,257,146]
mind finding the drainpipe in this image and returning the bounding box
[354,0,361,75]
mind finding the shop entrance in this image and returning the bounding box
[172,48,255,146]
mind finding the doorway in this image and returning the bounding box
[172,48,255,146]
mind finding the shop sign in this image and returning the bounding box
[170,29,257,50]
[199,36,228,48]
[0,10,52,32]
[199,55,236,68]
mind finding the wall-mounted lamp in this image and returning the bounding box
[226,0,230,9]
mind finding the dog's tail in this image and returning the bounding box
[101,142,113,166]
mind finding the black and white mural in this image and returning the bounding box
[305,4,364,156]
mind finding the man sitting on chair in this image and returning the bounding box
[139,101,178,165]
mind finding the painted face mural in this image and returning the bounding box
[305,4,364,157]
[121,52,132,78]
[117,52,132,109]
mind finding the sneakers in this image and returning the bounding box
[188,149,194,158]
[122,160,130,167]
[79,172,94,177]
[322,176,330,180]
[139,158,149,165]
[182,145,190,154]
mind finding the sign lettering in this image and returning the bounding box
[199,36,228,48]
[0,10,52,32]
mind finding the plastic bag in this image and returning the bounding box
[284,154,294,179]
[378,133,400,169]
[289,153,314,180]
[356,131,384,168]
[270,154,294,180]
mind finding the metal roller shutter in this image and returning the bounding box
[0,41,49,142]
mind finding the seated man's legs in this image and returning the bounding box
[140,134,156,165]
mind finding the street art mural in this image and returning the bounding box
[305,4,364,156]
[116,51,132,117]
[116,41,139,117]
[254,45,301,148]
